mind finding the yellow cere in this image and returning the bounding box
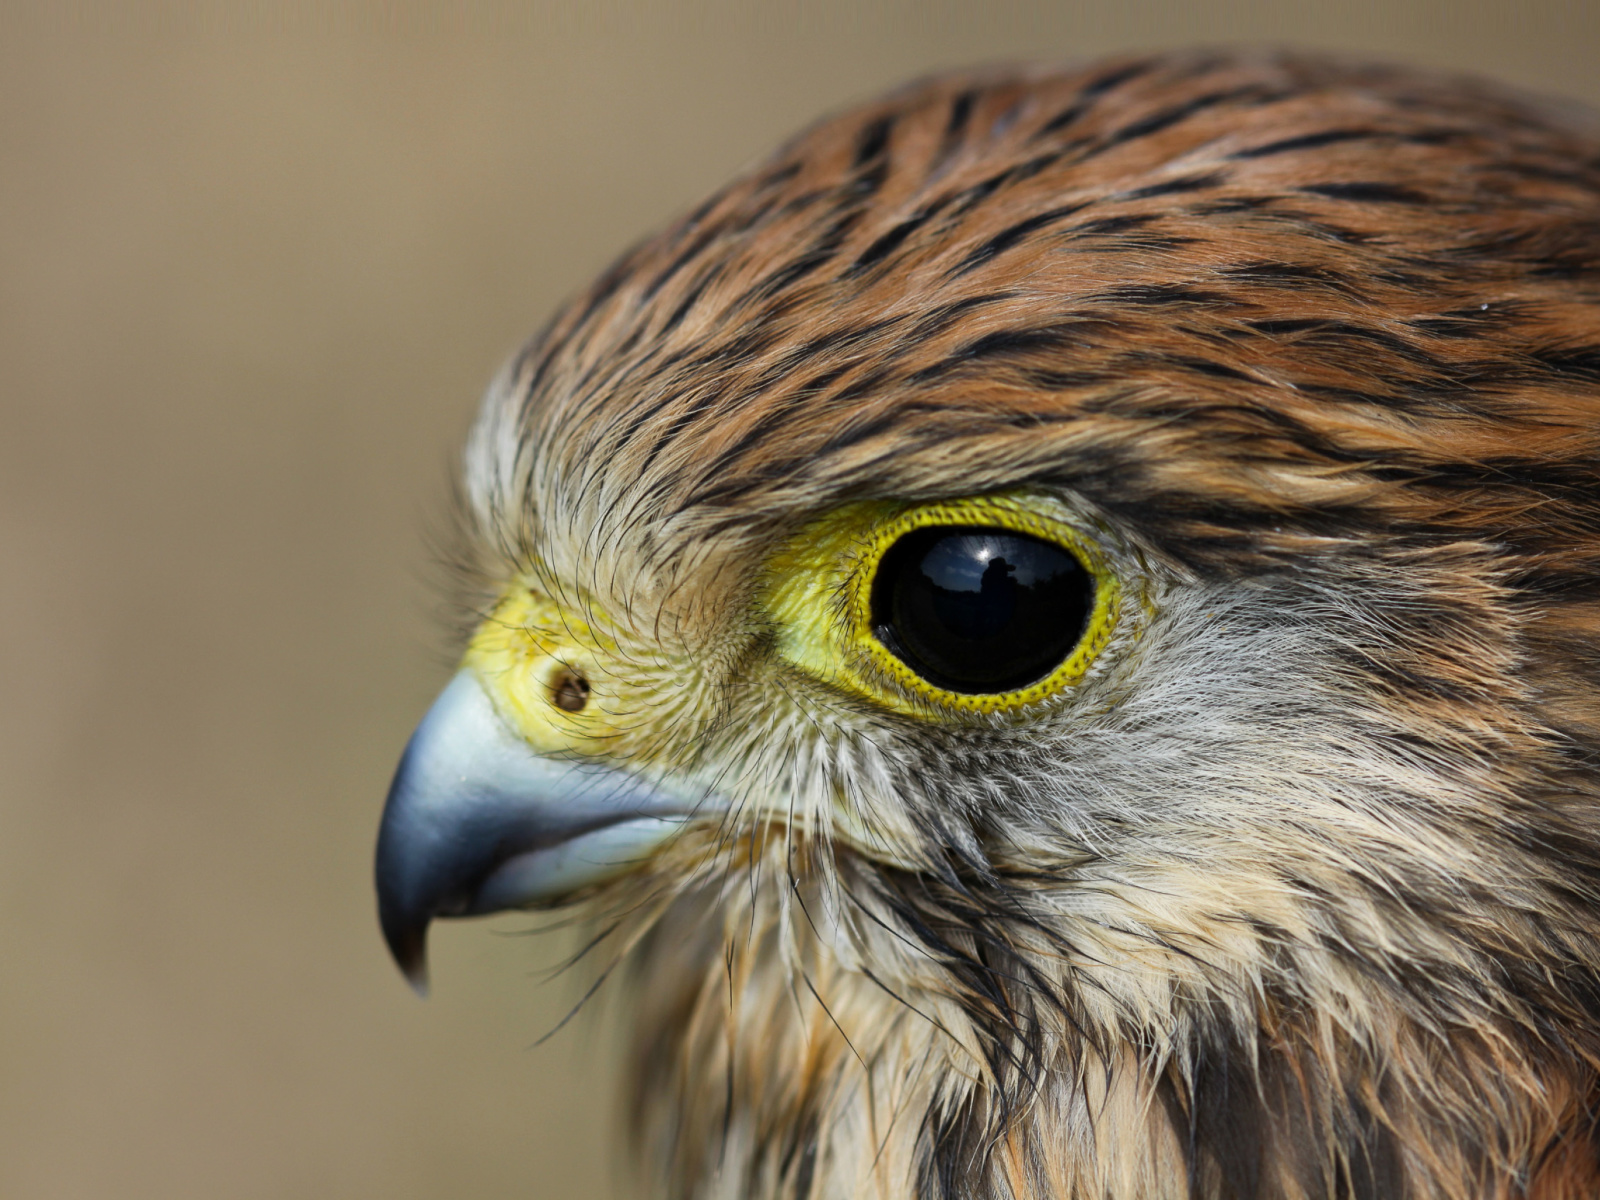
[761,493,1121,716]
[462,587,623,756]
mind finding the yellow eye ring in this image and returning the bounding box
[762,494,1122,716]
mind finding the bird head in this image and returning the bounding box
[375,51,1600,1199]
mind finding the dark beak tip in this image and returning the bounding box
[404,967,431,1000]
[380,907,432,999]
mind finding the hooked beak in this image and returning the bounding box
[374,670,701,995]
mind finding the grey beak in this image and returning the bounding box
[374,670,700,995]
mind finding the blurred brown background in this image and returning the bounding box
[2,3,1597,1197]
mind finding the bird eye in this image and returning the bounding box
[869,526,1094,694]
[760,494,1122,715]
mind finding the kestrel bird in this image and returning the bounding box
[374,50,1600,1199]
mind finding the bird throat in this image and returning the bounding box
[619,846,1600,1200]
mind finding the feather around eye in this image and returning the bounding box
[761,493,1122,715]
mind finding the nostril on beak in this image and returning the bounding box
[550,668,591,713]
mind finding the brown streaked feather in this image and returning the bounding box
[457,49,1600,1200]
[497,52,1600,555]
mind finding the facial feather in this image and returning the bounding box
[441,49,1600,1200]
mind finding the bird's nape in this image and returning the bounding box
[376,49,1600,1200]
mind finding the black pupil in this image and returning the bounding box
[869,525,1094,694]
